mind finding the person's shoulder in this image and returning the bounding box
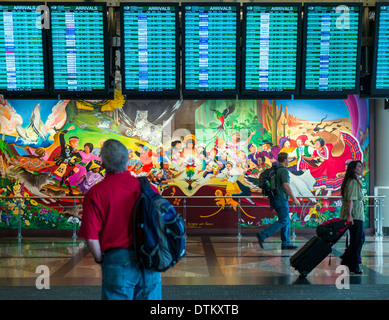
[347,179,360,188]
[124,172,141,185]
[276,164,288,172]
[275,165,289,179]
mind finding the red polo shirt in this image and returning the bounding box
[78,171,158,252]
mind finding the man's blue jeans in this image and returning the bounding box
[259,198,291,246]
[101,248,162,300]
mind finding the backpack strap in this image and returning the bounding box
[133,193,143,267]
[134,177,150,299]
[133,177,149,267]
[138,176,150,190]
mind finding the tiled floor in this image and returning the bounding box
[0,234,388,291]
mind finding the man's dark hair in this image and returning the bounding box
[278,152,288,163]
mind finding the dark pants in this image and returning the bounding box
[341,220,364,272]
[259,198,291,247]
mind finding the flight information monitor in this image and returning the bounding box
[48,3,110,98]
[241,3,302,98]
[301,3,362,96]
[120,3,179,98]
[182,3,240,98]
[0,2,48,97]
[371,3,389,96]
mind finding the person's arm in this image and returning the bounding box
[302,155,314,161]
[283,182,300,206]
[85,239,103,264]
[79,193,103,264]
[344,180,357,225]
[347,200,354,225]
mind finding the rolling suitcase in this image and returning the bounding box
[290,236,332,278]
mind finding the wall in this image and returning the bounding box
[374,99,389,229]
[0,95,370,234]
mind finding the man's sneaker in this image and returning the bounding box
[281,245,298,250]
[256,233,264,249]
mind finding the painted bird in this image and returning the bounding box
[210,104,236,132]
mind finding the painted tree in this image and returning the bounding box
[263,100,283,146]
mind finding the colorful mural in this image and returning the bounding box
[0,94,370,232]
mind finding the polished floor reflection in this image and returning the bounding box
[0,234,388,289]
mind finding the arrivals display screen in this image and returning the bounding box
[48,3,110,98]
[120,3,179,98]
[301,3,362,96]
[371,3,389,96]
[0,2,48,97]
[182,3,240,99]
[241,3,302,98]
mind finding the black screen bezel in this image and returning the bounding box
[120,2,180,99]
[300,2,363,98]
[182,2,240,99]
[240,3,302,99]
[47,2,111,99]
[0,2,50,98]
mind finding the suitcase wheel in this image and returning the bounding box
[299,271,308,278]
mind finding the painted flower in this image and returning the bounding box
[334,200,342,207]
[319,205,336,213]
[67,217,80,225]
[0,214,12,226]
[24,220,30,226]
[322,198,330,208]
[7,201,16,209]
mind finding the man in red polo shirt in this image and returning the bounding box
[78,139,161,300]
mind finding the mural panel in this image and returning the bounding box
[0,94,369,232]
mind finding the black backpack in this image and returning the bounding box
[316,218,351,245]
[258,165,278,198]
[133,177,186,272]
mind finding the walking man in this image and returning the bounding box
[257,152,301,249]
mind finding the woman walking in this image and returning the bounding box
[340,160,365,274]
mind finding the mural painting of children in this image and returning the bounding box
[77,160,104,194]
[214,160,254,204]
[197,150,208,172]
[236,150,248,172]
[46,126,82,196]
[135,143,158,174]
[226,131,255,155]
[68,142,102,188]
[127,149,142,175]
[279,137,297,171]
[156,146,169,169]
[161,160,184,182]
[293,134,314,170]
[302,137,342,195]
[180,134,199,159]
[246,143,260,175]
[258,140,280,164]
